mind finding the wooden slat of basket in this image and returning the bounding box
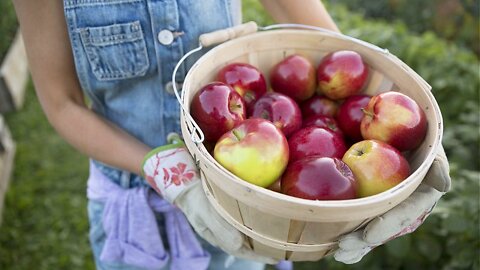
[201,177,339,251]
[251,239,287,260]
[364,68,394,95]
[287,249,329,261]
[237,200,291,242]
[297,220,364,245]
[201,171,244,223]
[287,219,306,243]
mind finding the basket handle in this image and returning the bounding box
[172,22,259,144]
[199,21,258,47]
[172,44,205,144]
[173,22,432,144]
[173,23,378,144]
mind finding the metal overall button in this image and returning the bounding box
[157,30,174,45]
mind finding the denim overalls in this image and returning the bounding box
[62,1,264,269]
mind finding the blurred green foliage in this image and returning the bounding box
[0,0,18,62]
[329,5,480,172]
[332,0,480,57]
[0,82,93,269]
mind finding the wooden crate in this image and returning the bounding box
[0,30,29,113]
[0,115,15,225]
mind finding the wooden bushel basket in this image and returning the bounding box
[176,22,443,261]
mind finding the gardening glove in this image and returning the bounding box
[142,133,278,264]
[334,145,451,264]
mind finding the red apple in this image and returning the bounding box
[281,156,357,200]
[190,82,246,142]
[214,118,289,187]
[360,91,427,151]
[302,115,343,138]
[342,139,410,197]
[301,95,338,118]
[249,92,302,137]
[288,126,347,162]
[270,54,316,102]
[336,94,371,142]
[317,50,369,100]
[217,62,267,109]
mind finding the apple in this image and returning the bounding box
[270,54,316,102]
[302,115,344,138]
[301,95,338,118]
[360,91,427,151]
[317,50,369,100]
[342,139,410,197]
[217,62,267,109]
[336,94,371,142]
[249,92,302,137]
[190,82,246,142]
[281,156,357,200]
[214,118,289,187]
[288,126,347,162]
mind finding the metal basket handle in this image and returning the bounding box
[172,21,259,144]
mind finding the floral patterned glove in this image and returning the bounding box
[142,133,277,264]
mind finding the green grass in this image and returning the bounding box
[0,83,93,269]
[0,1,18,62]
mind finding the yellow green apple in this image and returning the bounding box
[342,139,410,197]
[214,118,289,187]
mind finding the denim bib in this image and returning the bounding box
[63,0,240,186]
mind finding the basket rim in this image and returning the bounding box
[181,29,443,212]
[201,178,339,252]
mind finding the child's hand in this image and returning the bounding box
[334,146,451,264]
[142,133,278,264]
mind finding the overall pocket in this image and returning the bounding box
[79,20,149,81]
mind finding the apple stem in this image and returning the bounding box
[355,149,365,156]
[361,108,375,118]
[232,129,242,141]
[230,103,242,114]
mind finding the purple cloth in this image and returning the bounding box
[87,162,210,270]
[275,260,293,270]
